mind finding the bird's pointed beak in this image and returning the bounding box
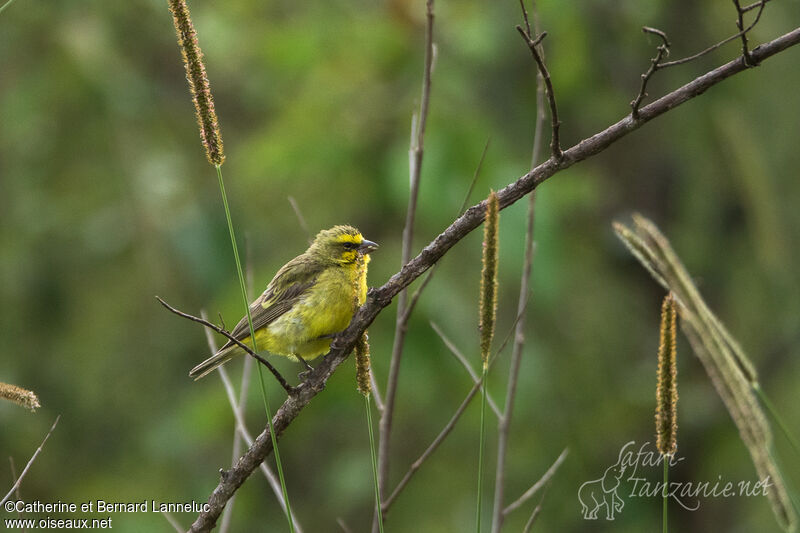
[358,239,379,253]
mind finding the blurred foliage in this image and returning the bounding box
[1,0,799,531]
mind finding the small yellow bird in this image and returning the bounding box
[190,225,378,380]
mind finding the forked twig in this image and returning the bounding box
[155,296,294,395]
[656,0,766,69]
[632,1,768,112]
[516,1,562,160]
[631,27,671,118]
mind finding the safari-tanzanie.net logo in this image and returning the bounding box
[577,440,774,520]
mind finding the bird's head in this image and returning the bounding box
[309,225,378,265]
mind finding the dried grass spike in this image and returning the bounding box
[168,0,225,166]
[655,294,678,456]
[479,190,500,368]
[355,331,372,396]
[0,382,41,412]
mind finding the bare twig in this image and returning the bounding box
[521,480,551,533]
[8,457,23,522]
[631,27,671,118]
[188,28,800,531]
[162,512,184,533]
[502,448,568,516]
[288,196,312,244]
[382,375,486,512]
[492,3,546,528]
[156,296,295,395]
[516,1,562,160]
[658,0,767,68]
[201,312,237,533]
[631,0,768,111]
[204,308,302,530]
[1,416,60,506]
[0,0,21,17]
[742,0,771,12]
[430,322,502,418]
[381,308,526,514]
[377,0,436,520]
[217,365,304,532]
[399,137,490,327]
[734,0,757,65]
[337,517,355,533]
[369,372,384,413]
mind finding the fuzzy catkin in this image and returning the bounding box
[656,294,678,456]
[355,331,372,397]
[0,382,41,411]
[479,191,499,368]
[167,0,225,166]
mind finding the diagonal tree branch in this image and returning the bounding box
[188,27,800,532]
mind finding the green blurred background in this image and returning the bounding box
[1,0,799,531]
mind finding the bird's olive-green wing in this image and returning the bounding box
[219,256,323,351]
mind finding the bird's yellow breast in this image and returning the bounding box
[254,257,368,360]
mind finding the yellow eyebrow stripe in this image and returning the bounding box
[335,233,362,244]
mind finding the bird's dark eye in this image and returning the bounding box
[342,241,357,250]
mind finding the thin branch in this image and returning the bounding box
[734,0,755,65]
[492,2,545,526]
[337,518,355,533]
[521,480,551,533]
[382,374,486,513]
[188,27,800,531]
[516,2,562,160]
[0,0,21,15]
[163,512,184,533]
[369,372,384,413]
[399,137,490,327]
[217,365,304,532]
[8,457,22,522]
[503,448,568,516]
[204,310,302,531]
[377,0,436,518]
[658,0,767,68]
[631,27,671,118]
[430,321,502,418]
[742,0,770,12]
[381,310,525,514]
[156,296,295,395]
[202,312,237,533]
[1,416,60,506]
[288,196,312,244]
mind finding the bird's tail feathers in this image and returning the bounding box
[189,347,238,380]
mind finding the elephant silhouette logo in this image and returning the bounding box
[578,448,628,520]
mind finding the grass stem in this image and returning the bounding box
[0,0,19,15]
[476,363,488,533]
[662,458,668,533]
[215,163,295,532]
[753,383,800,459]
[366,395,384,533]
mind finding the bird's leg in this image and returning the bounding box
[296,354,314,381]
